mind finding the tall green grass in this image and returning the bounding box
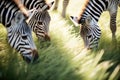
[0,0,120,80]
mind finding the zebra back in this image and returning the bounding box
[0,0,18,27]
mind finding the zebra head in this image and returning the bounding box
[25,1,54,42]
[7,11,39,63]
[70,16,101,49]
[26,10,51,42]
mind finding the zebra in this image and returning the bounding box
[70,0,120,49]
[53,0,69,18]
[12,0,29,17]
[14,0,54,42]
[0,0,39,63]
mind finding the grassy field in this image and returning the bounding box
[0,0,120,80]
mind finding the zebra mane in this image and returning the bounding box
[9,12,31,34]
[78,0,90,19]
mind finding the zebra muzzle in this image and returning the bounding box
[32,49,39,63]
[44,33,51,41]
[22,49,39,63]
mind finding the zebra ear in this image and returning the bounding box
[70,16,79,26]
[26,8,36,23]
[85,16,92,25]
[40,1,54,11]
[14,11,25,23]
[48,1,54,9]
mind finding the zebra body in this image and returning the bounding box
[0,0,38,63]
[53,0,69,18]
[70,0,120,49]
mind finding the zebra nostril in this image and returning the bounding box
[32,49,39,62]
[44,33,51,41]
[22,50,39,63]
[22,55,31,63]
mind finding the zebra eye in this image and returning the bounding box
[38,21,42,25]
[87,35,92,38]
[22,35,27,40]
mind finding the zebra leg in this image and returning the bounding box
[53,0,59,10]
[62,0,69,18]
[109,11,117,41]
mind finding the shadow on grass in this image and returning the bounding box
[0,36,84,80]
[0,43,28,80]
[22,35,84,80]
[92,34,120,80]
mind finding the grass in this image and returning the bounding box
[0,0,120,80]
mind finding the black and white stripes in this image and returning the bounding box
[0,0,38,63]
[21,0,53,41]
[70,0,120,49]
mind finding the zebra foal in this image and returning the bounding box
[0,0,38,63]
[70,0,120,49]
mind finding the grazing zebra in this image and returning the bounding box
[15,0,54,42]
[70,0,120,49]
[53,0,69,18]
[0,0,38,63]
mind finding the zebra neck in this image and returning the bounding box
[0,0,18,28]
[23,0,46,9]
[80,0,108,22]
